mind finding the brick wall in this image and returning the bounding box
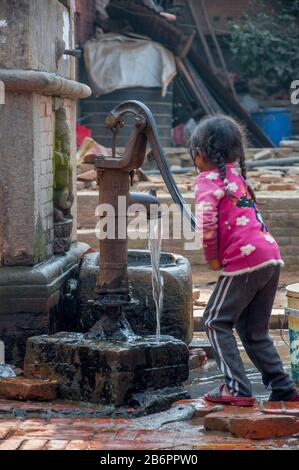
[77,191,299,272]
[37,95,54,259]
[34,95,77,260]
[260,194,299,271]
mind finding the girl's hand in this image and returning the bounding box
[208,259,222,271]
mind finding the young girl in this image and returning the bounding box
[191,114,299,405]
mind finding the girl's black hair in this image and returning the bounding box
[190,114,257,202]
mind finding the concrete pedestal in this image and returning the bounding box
[0,242,89,365]
[24,332,189,406]
[0,1,91,367]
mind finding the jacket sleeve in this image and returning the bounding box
[194,178,222,261]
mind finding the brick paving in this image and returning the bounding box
[0,327,297,451]
[0,405,299,450]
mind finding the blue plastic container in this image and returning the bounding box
[252,108,292,147]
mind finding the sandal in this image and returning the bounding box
[204,384,255,407]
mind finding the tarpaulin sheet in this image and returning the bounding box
[84,33,177,96]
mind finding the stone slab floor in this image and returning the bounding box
[0,330,298,450]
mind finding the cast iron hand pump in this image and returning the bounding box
[89,100,196,340]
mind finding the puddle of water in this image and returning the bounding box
[187,331,294,400]
[185,360,292,401]
[148,218,164,342]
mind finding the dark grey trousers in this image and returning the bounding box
[203,264,296,399]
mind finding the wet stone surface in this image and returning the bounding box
[0,330,298,449]
[1,402,299,449]
[78,251,193,343]
[24,333,189,406]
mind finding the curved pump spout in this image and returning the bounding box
[90,100,196,341]
[106,100,196,232]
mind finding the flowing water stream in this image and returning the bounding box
[148,217,164,341]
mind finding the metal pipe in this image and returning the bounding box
[246,157,299,168]
[129,192,161,219]
[106,100,197,231]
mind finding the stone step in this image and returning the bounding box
[24,333,189,406]
[193,308,288,332]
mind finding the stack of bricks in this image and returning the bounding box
[259,194,299,271]
[77,190,299,271]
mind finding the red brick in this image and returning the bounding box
[77,169,97,182]
[112,418,132,425]
[88,440,107,450]
[44,440,69,450]
[260,174,283,184]
[151,430,179,445]
[135,430,159,442]
[229,414,299,440]
[0,378,57,401]
[69,417,113,426]
[22,428,93,440]
[93,441,163,450]
[115,429,138,441]
[65,440,89,450]
[204,412,230,432]
[20,439,48,450]
[0,426,13,440]
[92,431,117,441]
[267,183,296,191]
[20,403,47,411]
[0,437,24,450]
[204,407,260,433]
[18,419,47,430]
[47,418,73,426]
[0,419,20,430]
[192,288,200,300]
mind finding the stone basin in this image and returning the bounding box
[78,250,193,343]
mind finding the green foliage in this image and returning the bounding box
[228,0,299,92]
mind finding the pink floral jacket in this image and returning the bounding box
[193,163,283,276]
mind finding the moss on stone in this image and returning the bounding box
[33,216,46,264]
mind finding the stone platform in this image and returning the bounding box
[24,333,189,406]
